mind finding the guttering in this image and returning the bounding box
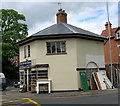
[16,33,108,46]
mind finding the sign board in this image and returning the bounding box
[20,60,31,67]
[80,72,89,91]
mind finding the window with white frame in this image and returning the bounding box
[116,32,120,39]
[119,46,120,56]
[28,45,30,57]
[46,41,66,54]
[24,45,30,58]
[24,46,27,58]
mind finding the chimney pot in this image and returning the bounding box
[59,9,62,12]
[105,21,112,37]
[56,9,67,24]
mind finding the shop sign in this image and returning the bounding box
[20,60,31,67]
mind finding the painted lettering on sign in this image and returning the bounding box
[20,60,31,67]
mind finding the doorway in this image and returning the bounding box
[86,62,98,90]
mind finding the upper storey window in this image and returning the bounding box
[24,45,30,58]
[119,46,120,56]
[28,45,30,57]
[24,46,27,58]
[46,41,66,54]
[116,31,120,39]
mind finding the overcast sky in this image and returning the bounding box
[1,1,119,36]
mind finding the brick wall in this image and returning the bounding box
[101,22,120,64]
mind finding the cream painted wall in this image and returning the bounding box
[76,38,105,89]
[19,38,78,91]
[76,38,105,68]
[19,37,105,91]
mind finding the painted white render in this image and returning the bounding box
[20,38,78,91]
[76,38,105,68]
[19,37,105,91]
[76,38,105,89]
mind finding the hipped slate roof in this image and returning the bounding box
[16,22,108,46]
[32,22,99,36]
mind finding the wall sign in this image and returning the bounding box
[20,60,31,67]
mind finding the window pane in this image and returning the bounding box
[117,32,120,38]
[51,42,56,53]
[119,46,120,56]
[24,46,26,58]
[117,33,119,38]
[46,41,66,54]
[28,45,30,57]
[57,42,61,53]
[61,41,66,53]
[47,42,51,53]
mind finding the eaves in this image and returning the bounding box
[16,33,108,46]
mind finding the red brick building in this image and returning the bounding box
[101,22,120,87]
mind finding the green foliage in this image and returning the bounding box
[1,9,28,43]
[1,9,28,81]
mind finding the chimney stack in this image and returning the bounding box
[56,9,67,24]
[105,22,112,37]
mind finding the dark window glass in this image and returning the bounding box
[28,45,30,57]
[119,46,120,56]
[46,41,66,54]
[47,42,51,53]
[51,42,56,53]
[61,41,66,53]
[118,33,120,38]
[24,46,26,58]
[57,42,61,53]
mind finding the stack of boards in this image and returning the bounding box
[93,71,112,90]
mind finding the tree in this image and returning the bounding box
[1,9,28,82]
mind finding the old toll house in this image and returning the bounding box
[17,9,109,93]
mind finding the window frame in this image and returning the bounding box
[118,45,120,56]
[116,31,120,39]
[46,41,67,55]
[24,45,30,58]
[28,45,30,57]
[24,46,27,58]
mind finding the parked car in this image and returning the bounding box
[13,81,20,88]
[0,73,7,91]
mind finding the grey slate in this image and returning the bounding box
[32,22,105,39]
[16,22,107,45]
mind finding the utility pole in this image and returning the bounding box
[106,0,113,89]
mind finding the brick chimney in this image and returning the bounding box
[56,9,67,24]
[105,22,112,37]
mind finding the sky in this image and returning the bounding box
[1,0,119,36]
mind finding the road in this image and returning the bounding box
[1,86,119,105]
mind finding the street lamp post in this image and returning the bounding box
[106,1,113,89]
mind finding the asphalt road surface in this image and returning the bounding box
[1,86,119,106]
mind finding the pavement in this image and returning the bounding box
[1,87,119,105]
[2,86,118,99]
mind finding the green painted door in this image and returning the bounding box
[80,72,89,91]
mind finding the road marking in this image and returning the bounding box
[22,98,41,106]
[1,98,41,106]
